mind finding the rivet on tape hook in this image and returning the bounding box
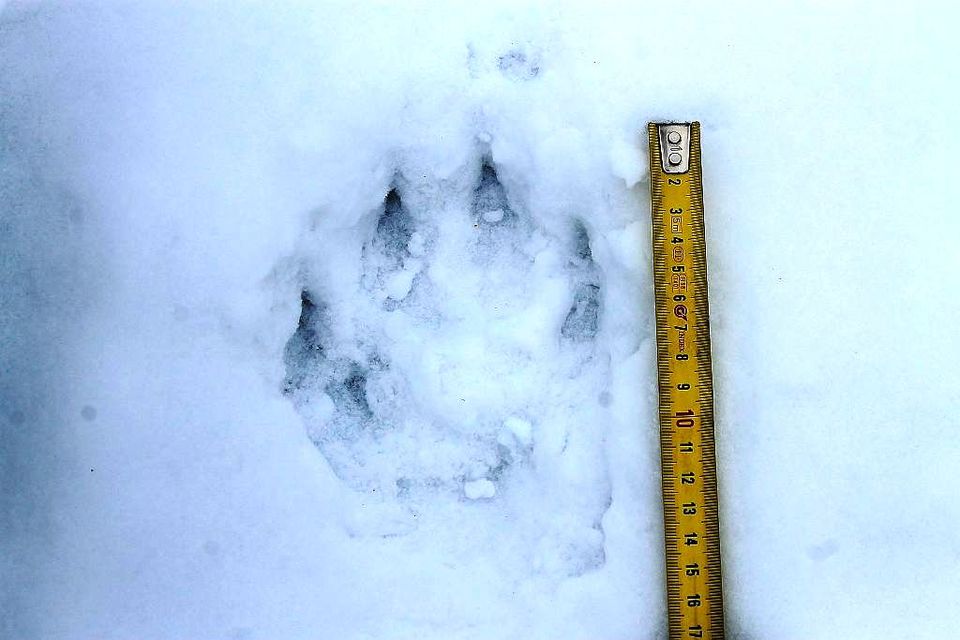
[658,124,691,174]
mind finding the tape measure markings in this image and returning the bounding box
[648,122,725,640]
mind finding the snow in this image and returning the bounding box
[463,479,497,501]
[1,2,958,639]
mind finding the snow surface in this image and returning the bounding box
[1,2,959,639]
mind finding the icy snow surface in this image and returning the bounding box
[2,2,959,639]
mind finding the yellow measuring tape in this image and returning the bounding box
[648,122,725,639]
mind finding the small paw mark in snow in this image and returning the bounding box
[499,49,541,80]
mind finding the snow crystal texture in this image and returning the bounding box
[1,2,959,640]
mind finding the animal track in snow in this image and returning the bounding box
[282,158,612,578]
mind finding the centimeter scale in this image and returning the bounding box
[648,122,725,639]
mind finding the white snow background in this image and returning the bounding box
[2,2,959,639]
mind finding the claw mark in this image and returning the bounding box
[283,290,327,394]
[364,186,424,308]
[562,283,601,341]
[561,221,602,342]
[572,220,593,261]
[376,188,414,268]
[473,162,517,227]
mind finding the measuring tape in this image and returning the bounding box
[648,122,725,639]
